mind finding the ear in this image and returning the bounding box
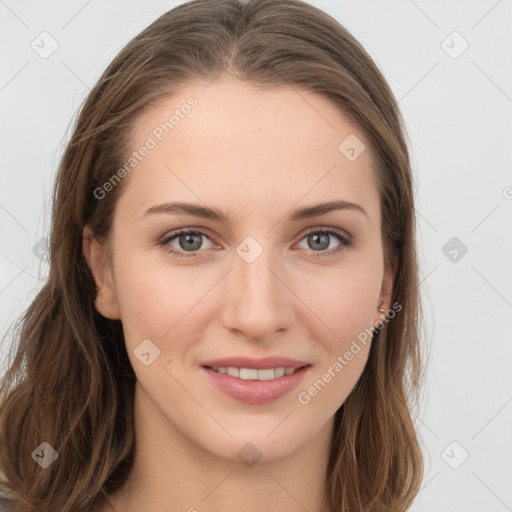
[375,253,398,323]
[82,224,121,320]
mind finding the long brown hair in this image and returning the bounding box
[0,0,425,510]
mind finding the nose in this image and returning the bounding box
[219,240,294,341]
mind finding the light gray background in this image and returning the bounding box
[1,1,511,510]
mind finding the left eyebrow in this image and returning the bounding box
[139,199,368,222]
[289,200,368,221]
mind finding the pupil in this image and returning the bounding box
[182,233,201,251]
[311,233,328,250]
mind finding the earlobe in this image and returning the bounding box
[82,225,121,320]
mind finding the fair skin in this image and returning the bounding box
[84,73,394,512]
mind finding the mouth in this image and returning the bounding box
[203,365,309,380]
[200,364,312,405]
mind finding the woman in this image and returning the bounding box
[0,0,425,510]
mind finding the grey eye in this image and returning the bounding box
[307,233,331,251]
[297,230,346,252]
[178,232,204,251]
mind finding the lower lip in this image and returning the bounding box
[200,365,311,405]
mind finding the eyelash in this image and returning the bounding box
[158,227,353,259]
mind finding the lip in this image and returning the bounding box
[200,363,312,405]
[200,356,310,370]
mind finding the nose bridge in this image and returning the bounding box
[221,235,292,338]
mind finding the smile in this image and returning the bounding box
[208,366,300,380]
[201,364,312,405]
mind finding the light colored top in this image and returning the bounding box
[0,497,12,511]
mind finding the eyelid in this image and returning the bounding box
[159,225,353,257]
[160,225,352,242]
[299,225,351,239]
[294,226,353,253]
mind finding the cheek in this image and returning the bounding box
[112,250,220,348]
[299,261,383,343]
[294,266,380,414]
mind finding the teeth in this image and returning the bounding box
[274,367,286,378]
[227,367,239,378]
[257,369,275,380]
[210,366,300,380]
[240,368,258,380]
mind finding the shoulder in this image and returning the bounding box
[0,491,111,511]
[0,496,14,511]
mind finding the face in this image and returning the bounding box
[84,73,394,464]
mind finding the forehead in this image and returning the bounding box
[131,74,368,155]
[120,74,380,224]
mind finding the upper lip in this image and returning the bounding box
[201,356,311,370]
